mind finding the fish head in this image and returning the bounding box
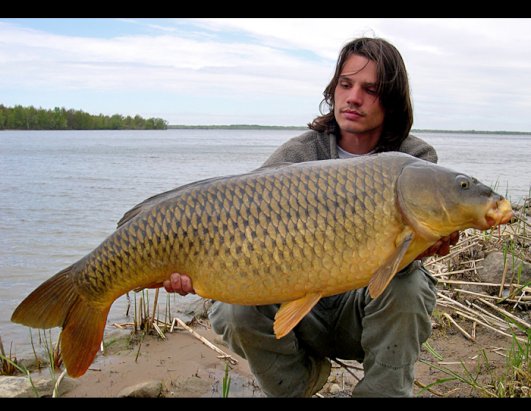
[397,162,513,240]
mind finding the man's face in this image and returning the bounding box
[333,54,385,139]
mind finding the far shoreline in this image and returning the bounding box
[2,125,531,135]
[164,125,531,135]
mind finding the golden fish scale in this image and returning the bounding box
[75,155,407,305]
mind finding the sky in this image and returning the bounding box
[1,18,531,131]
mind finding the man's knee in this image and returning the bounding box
[210,303,275,337]
[209,302,304,386]
[385,262,437,315]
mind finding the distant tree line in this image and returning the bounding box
[168,124,307,130]
[0,104,168,130]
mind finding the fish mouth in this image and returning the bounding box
[483,198,513,229]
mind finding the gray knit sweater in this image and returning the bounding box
[262,130,437,167]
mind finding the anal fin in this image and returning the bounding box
[273,293,321,339]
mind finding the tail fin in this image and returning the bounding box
[11,264,110,377]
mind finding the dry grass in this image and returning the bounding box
[0,336,18,376]
[419,196,530,397]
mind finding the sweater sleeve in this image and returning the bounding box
[263,131,438,166]
[398,134,438,164]
[261,131,331,167]
[262,139,312,166]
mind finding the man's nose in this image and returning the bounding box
[346,85,363,107]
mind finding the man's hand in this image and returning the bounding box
[163,272,196,296]
[415,231,460,260]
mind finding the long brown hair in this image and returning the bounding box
[308,37,413,152]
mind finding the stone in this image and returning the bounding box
[0,374,77,398]
[117,380,163,398]
[478,251,531,295]
[328,383,342,395]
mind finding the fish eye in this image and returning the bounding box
[456,175,470,190]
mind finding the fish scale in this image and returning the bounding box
[11,152,513,378]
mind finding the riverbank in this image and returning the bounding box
[0,305,525,398]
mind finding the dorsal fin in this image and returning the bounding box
[116,162,296,228]
[116,176,229,228]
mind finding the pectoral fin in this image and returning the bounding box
[368,230,414,299]
[273,293,321,339]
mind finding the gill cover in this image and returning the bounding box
[396,161,496,239]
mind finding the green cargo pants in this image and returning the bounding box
[209,261,438,397]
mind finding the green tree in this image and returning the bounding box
[0,105,6,129]
[0,104,168,130]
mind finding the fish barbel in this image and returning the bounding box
[11,152,513,377]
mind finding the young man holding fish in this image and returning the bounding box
[168,37,459,397]
[164,38,459,397]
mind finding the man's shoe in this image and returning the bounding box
[304,356,331,397]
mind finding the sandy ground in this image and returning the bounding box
[62,324,264,397]
[55,310,513,398]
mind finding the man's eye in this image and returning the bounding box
[366,87,377,95]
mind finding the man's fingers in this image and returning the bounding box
[429,241,442,256]
[170,273,182,293]
[437,242,451,256]
[181,275,196,294]
[450,231,460,246]
[162,273,195,295]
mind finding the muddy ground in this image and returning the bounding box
[55,309,516,398]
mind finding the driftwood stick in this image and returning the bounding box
[477,297,531,329]
[425,241,480,266]
[437,292,477,314]
[512,289,530,310]
[438,279,515,288]
[468,302,511,329]
[152,288,160,322]
[152,322,166,340]
[453,289,501,300]
[498,260,510,298]
[431,266,484,278]
[172,317,238,365]
[170,317,177,333]
[442,313,475,341]
[332,358,361,382]
[438,291,527,341]
[450,289,531,304]
[467,303,511,330]
[438,292,499,329]
[453,311,526,343]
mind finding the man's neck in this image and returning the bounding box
[338,131,380,155]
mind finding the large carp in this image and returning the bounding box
[12,152,512,377]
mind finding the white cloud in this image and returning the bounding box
[1,18,531,129]
[0,20,328,96]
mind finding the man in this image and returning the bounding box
[164,37,459,397]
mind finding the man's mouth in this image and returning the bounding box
[341,109,365,120]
